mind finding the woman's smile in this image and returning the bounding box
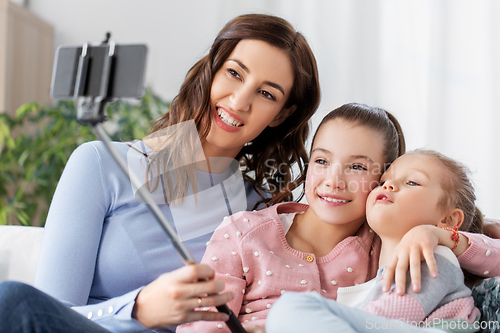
[214,106,244,132]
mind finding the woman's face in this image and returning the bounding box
[204,39,295,159]
[304,119,386,230]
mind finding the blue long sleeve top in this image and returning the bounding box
[34,140,263,332]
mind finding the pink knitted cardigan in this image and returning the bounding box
[178,202,500,333]
[178,202,380,332]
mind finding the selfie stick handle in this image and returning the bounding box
[73,35,246,333]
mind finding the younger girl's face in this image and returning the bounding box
[366,154,447,240]
[304,119,385,229]
[204,39,295,159]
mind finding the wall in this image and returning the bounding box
[22,0,500,218]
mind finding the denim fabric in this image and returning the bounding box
[0,281,110,333]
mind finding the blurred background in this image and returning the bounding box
[1,0,499,222]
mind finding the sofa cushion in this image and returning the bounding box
[0,226,44,285]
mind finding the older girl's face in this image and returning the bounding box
[203,39,295,159]
[304,119,385,230]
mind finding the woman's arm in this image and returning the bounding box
[35,142,232,331]
[35,142,110,305]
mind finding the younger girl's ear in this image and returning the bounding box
[269,105,297,127]
[438,208,464,230]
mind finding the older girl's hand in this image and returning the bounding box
[382,224,471,295]
[132,264,233,329]
[381,225,440,295]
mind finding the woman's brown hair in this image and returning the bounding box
[146,14,320,207]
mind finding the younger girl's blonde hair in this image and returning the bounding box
[407,149,483,233]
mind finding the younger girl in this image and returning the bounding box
[266,149,482,333]
[179,104,500,333]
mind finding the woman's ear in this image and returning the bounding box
[438,208,464,230]
[269,105,297,127]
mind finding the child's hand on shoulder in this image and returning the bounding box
[381,225,440,295]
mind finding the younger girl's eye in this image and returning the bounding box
[407,180,420,186]
[227,68,241,78]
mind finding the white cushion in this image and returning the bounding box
[0,226,44,285]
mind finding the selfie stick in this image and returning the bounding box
[70,35,246,333]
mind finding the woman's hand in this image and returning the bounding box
[382,225,439,295]
[484,217,500,239]
[242,324,266,333]
[132,264,233,329]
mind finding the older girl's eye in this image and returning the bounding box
[227,68,241,79]
[315,158,328,165]
[260,90,276,101]
[407,180,420,186]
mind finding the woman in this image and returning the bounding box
[0,13,320,333]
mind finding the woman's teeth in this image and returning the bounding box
[218,109,242,127]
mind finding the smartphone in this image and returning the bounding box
[50,43,148,100]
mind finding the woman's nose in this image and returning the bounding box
[230,87,252,112]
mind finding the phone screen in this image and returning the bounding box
[50,44,148,100]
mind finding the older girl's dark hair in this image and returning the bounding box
[407,149,484,233]
[147,14,320,207]
[312,103,406,168]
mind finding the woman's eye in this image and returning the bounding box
[260,90,276,101]
[259,90,276,101]
[352,164,367,171]
[227,68,241,79]
[407,180,420,186]
[315,158,328,165]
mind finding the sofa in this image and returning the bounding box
[0,225,499,332]
[0,225,44,285]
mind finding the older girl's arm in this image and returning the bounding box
[382,224,500,295]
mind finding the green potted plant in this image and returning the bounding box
[0,88,169,226]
